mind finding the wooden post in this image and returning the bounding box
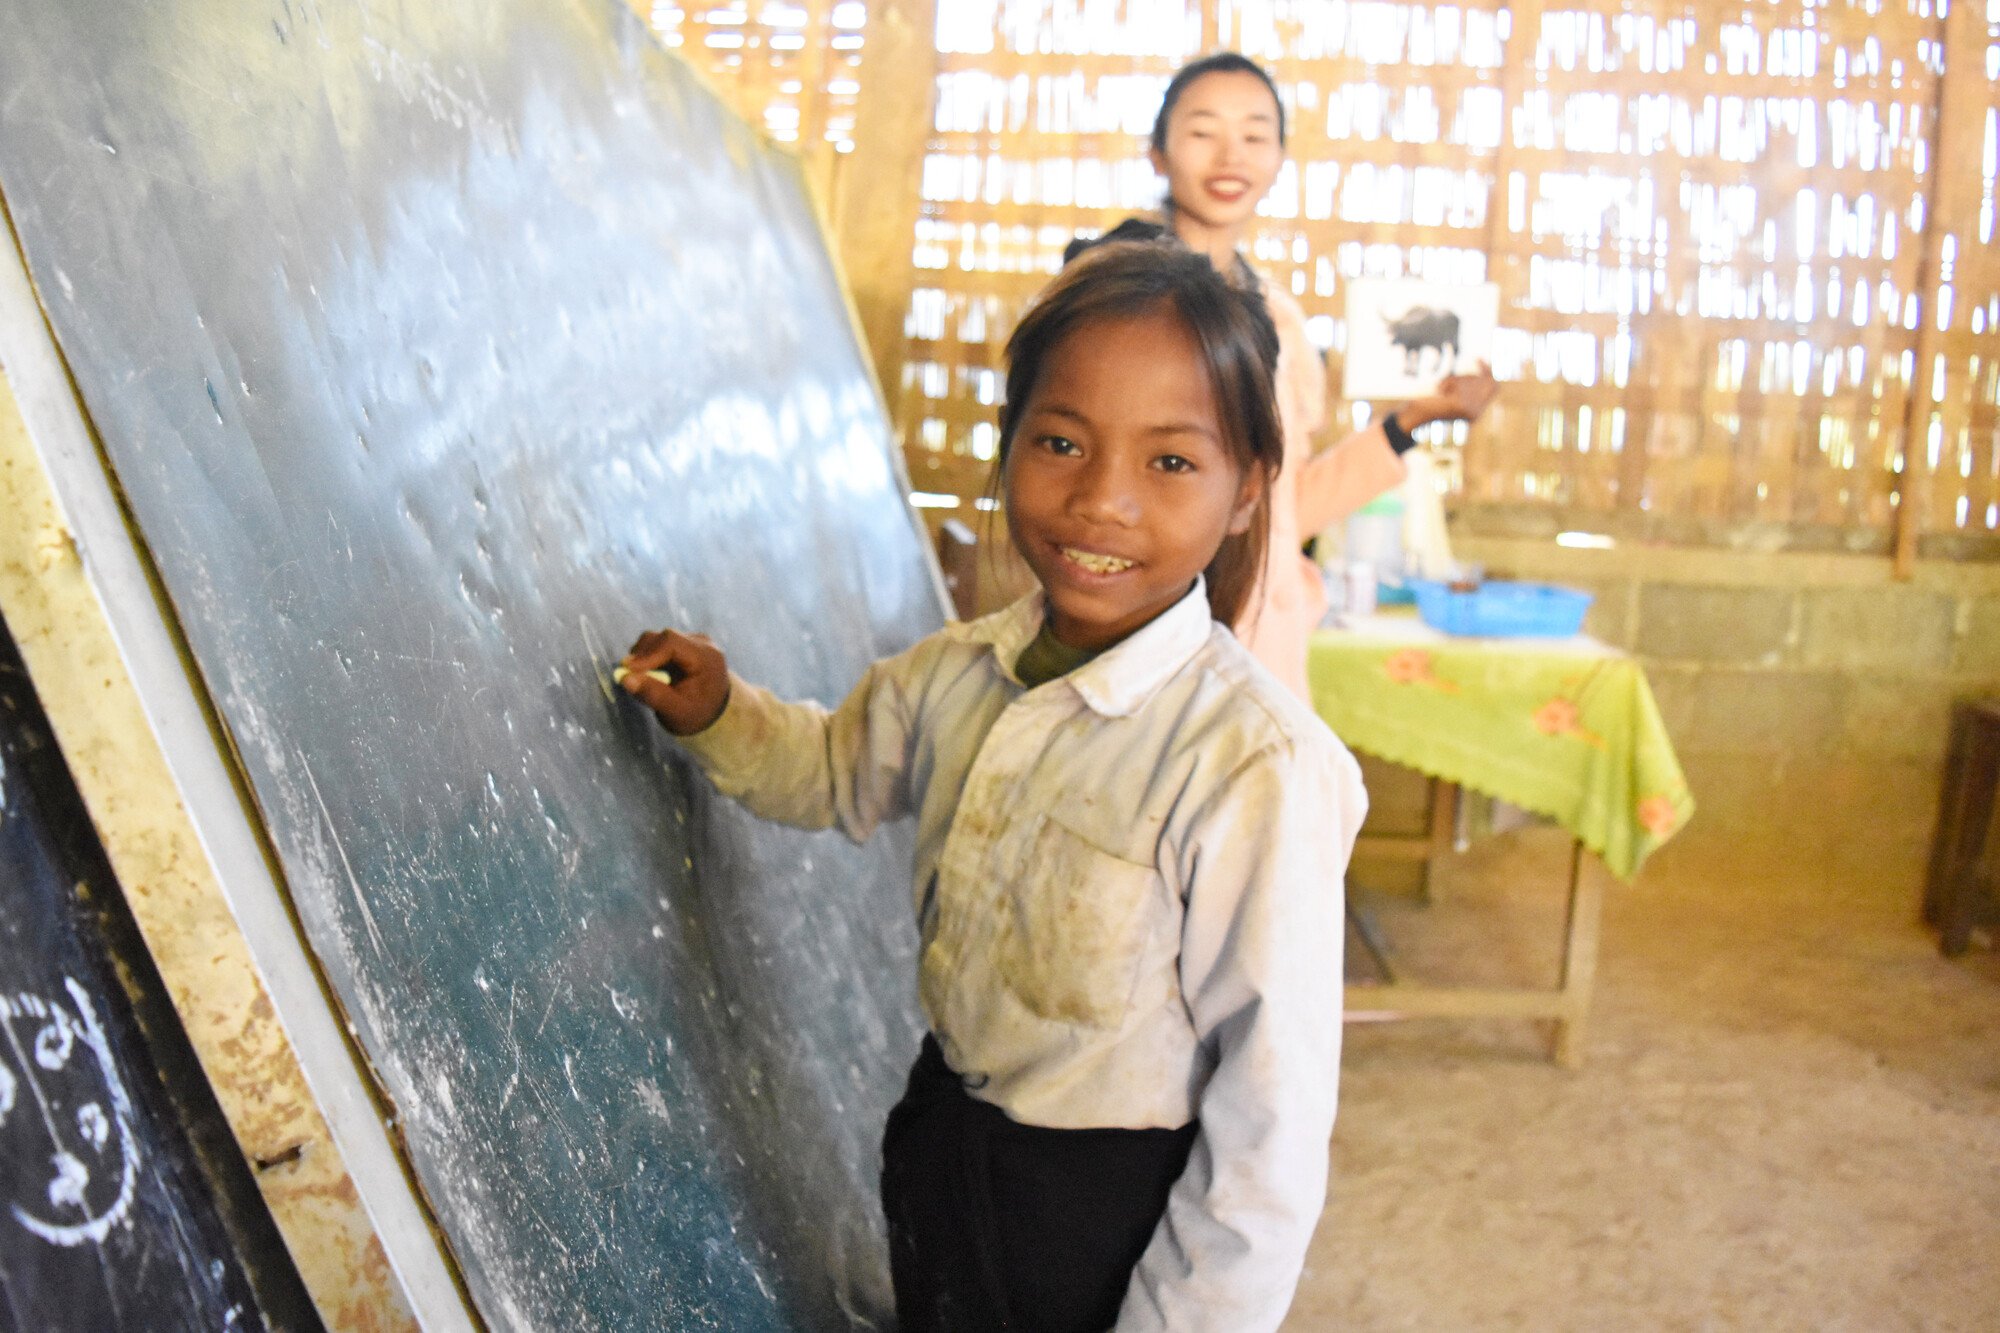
[832,0,937,425]
[1893,0,1985,577]
[1478,0,1539,511]
[795,0,836,210]
[935,516,979,620]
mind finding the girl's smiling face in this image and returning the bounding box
[1149,69,1285,242]
[1003,309,1263,651]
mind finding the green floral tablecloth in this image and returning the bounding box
[1307,616,1693,882]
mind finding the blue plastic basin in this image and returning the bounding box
[1408,579,1594,637]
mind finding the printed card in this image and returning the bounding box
[1340,278,1500,401]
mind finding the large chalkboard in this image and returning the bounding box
[0,617,313,1330]
[0,1,939,1327]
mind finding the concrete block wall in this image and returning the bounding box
[1451,535,2000,889]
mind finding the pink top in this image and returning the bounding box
[1233,279,1408,700]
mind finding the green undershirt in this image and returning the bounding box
[1014,621,1101,689]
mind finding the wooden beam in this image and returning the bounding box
[1894,0,1985,577]
[1353,832,1437,862]
[832,0,937,426]
[1344,985,1571,1022]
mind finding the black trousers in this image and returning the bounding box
[879,1036,1198,1333]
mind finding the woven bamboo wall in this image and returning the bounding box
[643,0,867,154]
[646,0,2000,560]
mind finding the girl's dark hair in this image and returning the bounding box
[1149,51,1286,156]
[997,241,1283,630]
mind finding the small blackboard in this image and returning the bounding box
[0,616,315,1329]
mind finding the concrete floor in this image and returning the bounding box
[1284,818,2000,1331]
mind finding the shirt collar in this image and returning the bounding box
[974,580,1215,718]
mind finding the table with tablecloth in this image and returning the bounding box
[1308,614,1694,1065]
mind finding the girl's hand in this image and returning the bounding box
[619,629,730,735]
[1402,360,1499,430]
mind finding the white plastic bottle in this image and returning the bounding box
[1345,492,1407,603]
[1343,559,1377,617]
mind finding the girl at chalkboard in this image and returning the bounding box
[621,242,1361,1333]
[1065,51,1501,700]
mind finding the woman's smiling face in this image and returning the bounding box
[1003,308,1263,652]
[1149,69,1285,239]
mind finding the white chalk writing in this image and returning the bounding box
[0,978,141,1245]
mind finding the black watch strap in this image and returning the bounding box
[1382,410,1419,455]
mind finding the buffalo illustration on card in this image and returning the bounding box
[1340,278,1500,401]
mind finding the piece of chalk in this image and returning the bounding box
[613,665,678,687]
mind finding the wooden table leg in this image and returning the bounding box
[1938,708,2000,956]
[1343,807,1608,1070]
[1551,839,1601,1069]
[1417,778,1458,903]
[1924,707,1976,927]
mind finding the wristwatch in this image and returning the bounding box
[1382,410,1419,456]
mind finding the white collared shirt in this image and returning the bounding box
[673,581,1366,1332]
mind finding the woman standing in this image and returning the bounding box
[1067,52,1500,698]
